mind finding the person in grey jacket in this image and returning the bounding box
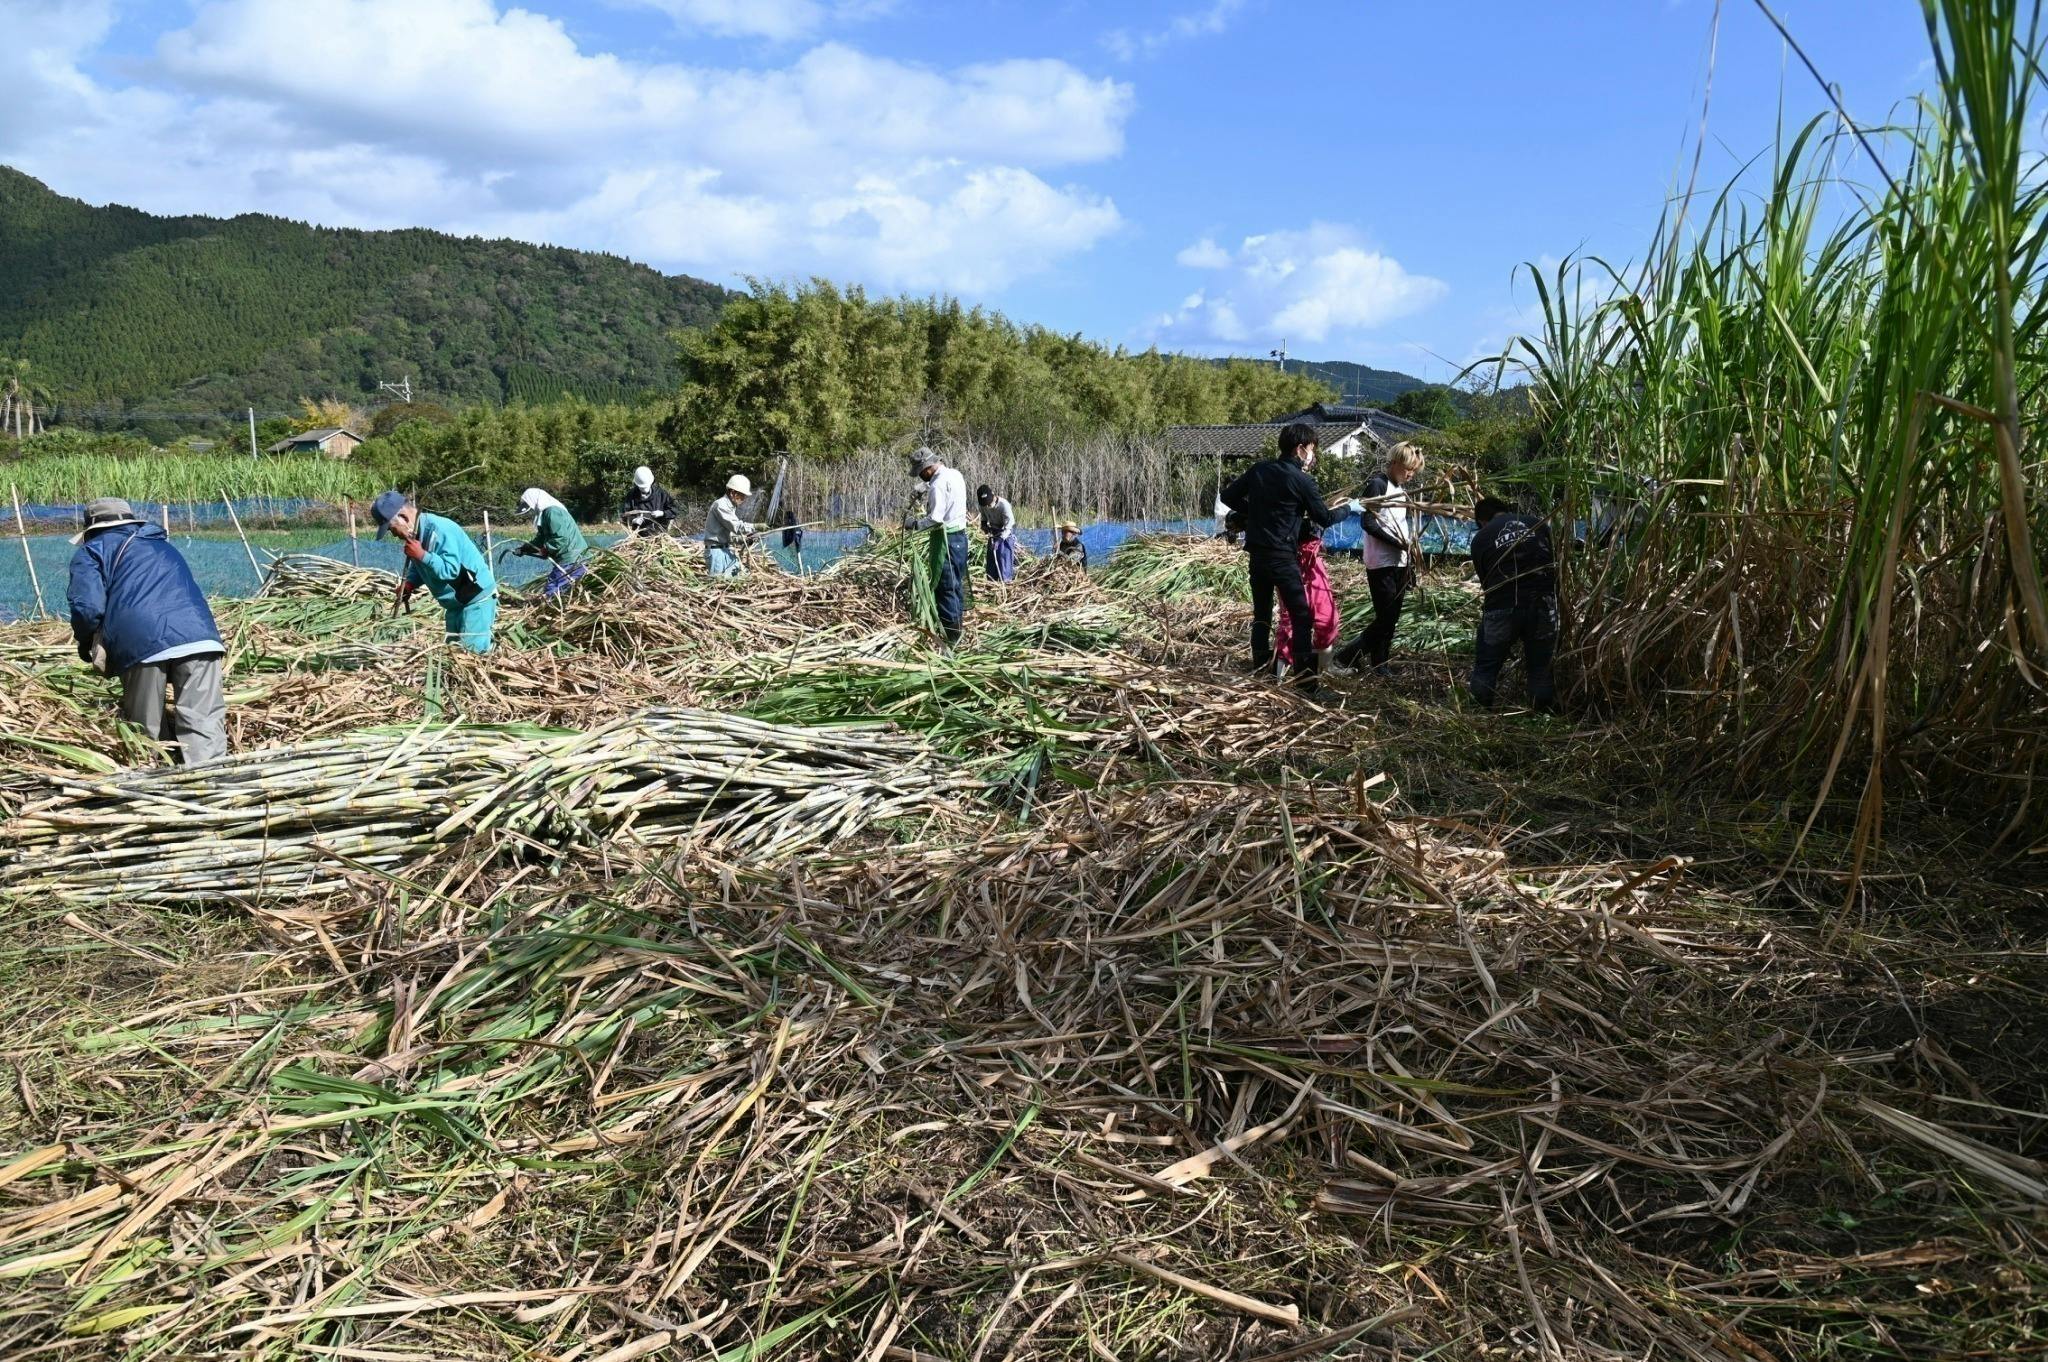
[977,484,1016,581]
[66,497,228,765]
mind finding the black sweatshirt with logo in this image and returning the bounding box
[1471,513,1556,611]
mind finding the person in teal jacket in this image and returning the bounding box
[369,490,497,653]
[514,487,590,598]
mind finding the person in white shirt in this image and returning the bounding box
[704,473,757,577]
[1335,442,1425,675]
[911,447,970,643]
[977,484,1016,581]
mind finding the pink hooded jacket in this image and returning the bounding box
[1276,536,1340,666]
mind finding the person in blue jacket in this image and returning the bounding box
[369,490,498,653]
[66,497,229,765]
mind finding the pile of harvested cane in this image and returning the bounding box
[258,552,403,601]
[2,775,2037,1359]
[1099,532,1251,602]
[1,708,964,903]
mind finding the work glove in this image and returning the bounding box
[402,538,426,563]
[514,542,537,557]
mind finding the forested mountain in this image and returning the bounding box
[0,167,730,417]
[1272,357,1427,404]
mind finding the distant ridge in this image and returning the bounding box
[0,167,731,415]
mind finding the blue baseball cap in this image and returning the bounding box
[370,490,408,538]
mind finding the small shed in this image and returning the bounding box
[267,427,362,459]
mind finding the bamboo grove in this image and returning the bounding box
[1498,0,2048,858]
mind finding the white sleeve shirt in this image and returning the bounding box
[919,466,969,532]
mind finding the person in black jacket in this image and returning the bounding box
[621,466,679,536]
[1219,423,1356,688]
[1468,495,1558,711]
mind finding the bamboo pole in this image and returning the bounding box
[482,510,494,559]
[161,502,172,534]
[10,482,45,619]
[220,491,264,586]
[347,501,361,567]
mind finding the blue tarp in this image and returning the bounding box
[0,513,1484,621]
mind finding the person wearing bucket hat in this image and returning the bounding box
[908,447,970,644]
[369,490,498,652]
[621,465,678,537]
[66,496,229,765]
[1055,521,1088,569]
[704,472,758,577]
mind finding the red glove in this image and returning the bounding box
[401,537,427,563]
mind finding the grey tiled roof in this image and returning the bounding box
[1164,408,1432,462]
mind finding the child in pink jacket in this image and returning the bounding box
[1276,521,1340,672]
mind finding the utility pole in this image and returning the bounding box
[1269,340,1287,373]
[379,377,413,404]
[247,407,258,459]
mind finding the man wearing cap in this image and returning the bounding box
[910,448,970,644]
[977,484,1016,582]
[621,466,678,537]
[66,497,229,765]
[705,474,757,577]
[369,490,497,653]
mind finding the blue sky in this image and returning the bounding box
[3,1,1933,381]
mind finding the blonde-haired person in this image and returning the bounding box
[1335,442,1425,675]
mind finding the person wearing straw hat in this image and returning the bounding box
[1054,521,1088,568]
[66,497,228,765]
[705,473,758,577]
[513,487,590,598]
[621,465,678,537]
[370,489,498,653]
[977,483,1016,581]
[909,447,970,643]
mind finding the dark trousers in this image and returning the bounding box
[936,530,970,642]
[1469,600,1558,710]
[1248,550,1315,673]
[1338,566,1409,669]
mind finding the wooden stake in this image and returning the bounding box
[10,483,45,619]
[347,501,361,567]
[220,490,264,586]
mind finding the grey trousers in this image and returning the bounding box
[120,652,229,765]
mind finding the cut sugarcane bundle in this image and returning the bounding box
[0,707,962,904]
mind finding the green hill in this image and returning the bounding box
[0,167,731,417]
[1275,357,1428,404]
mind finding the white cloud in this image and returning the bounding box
[1151,224,1447,348]
[1105,0,1247,61]
[0,0,1130,294]
[627,0,891,42]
